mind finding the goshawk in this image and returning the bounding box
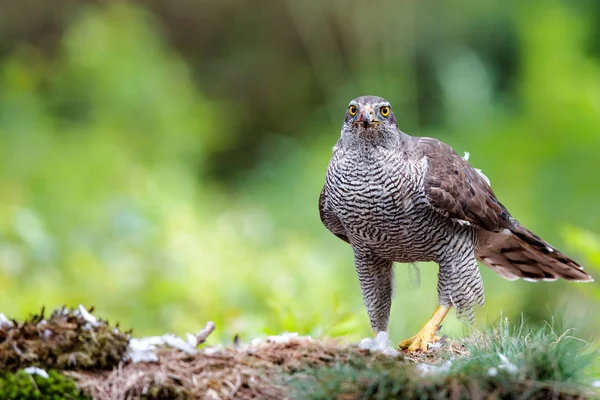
[319,95,593,351]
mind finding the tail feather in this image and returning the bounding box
[476,223,593,282]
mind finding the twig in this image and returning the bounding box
[196,321,216,345]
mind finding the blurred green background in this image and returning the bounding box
[0,0,599,345]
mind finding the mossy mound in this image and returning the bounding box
[0,307,598,399]
[0,307,130,372]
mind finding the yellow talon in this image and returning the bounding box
[399,305,451,352]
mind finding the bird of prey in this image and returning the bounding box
[319,95,593,352]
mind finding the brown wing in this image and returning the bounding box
[414,137,592,282]
[415,137,512,232]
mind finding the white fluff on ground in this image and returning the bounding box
[416,360,452,376]
[250,332,313,347]
[358,332,400,357]
[497,353,519,374]
[23,367,49,379]
[0,313,13,329]
[128,333,199,363]
[75,305,100,329]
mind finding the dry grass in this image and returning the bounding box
[66,337,405,399]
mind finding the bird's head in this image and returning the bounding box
[340,95,402,149]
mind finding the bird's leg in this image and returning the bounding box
[353,250,394,335]
[399,304,451,352]
[400,251,484,352]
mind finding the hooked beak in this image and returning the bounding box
[355,105,379,128]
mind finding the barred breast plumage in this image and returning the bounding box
[325,146,465,262]
[319,95,593,352]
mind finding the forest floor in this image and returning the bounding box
[0,306,598,399]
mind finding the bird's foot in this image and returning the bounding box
[399,304,451,352]
[398,327,441,352]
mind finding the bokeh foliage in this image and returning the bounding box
[0,0,598,345]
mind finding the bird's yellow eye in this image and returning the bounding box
[349,105,358,116]
[380,106,390,117]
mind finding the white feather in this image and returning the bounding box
[542,277,558,282]
[475,168,491,186]
[23,367,49,379]
[497,353,519,374]
[462,151,491,186]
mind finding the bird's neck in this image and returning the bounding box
[337,130,410,154]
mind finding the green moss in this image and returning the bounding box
[0,306,130,372]
[0,370,89,400]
